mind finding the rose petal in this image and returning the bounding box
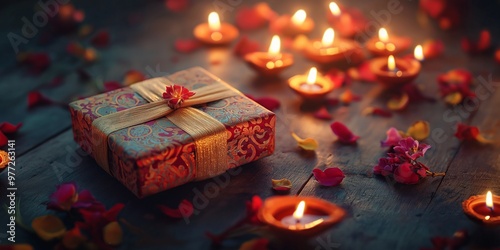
[32,215,67,241]
[313,167,345,187]
[340,89,361,105]
[461,29,491,54]
[387,93,410,111]
[381,127,403,147]
[0,132,8,148]
[158,199,194,219]
[123,70,146,86]
[271,178,292,191]
[347,62,376,82]
[165,0,188,12]
[18,52,51,74]
[407,120,430,141]
[103,221,123,246]
[314,106,332,120]
[420,0,445,18]
[90,30,110,47]
[454,123,492,143]
[362,107,393,117]
[330,121,359,144]
[393,162,420,184]
[104,81,122,92]
[239,238,269,250]
[0,122,22,134]
[233,36,260,57]
[174,38,201,53]
[246,95,280,111]
[236,7,267,30]
[423,39,444,59]
[325,69,346,89]
[291,132,318,151]
[27,91,54,109]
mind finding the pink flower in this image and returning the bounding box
[330,121,359,144]
[162,85,195,109]
[393,162,423,184]
[381,127,403,147]
[312,168,345,187]
[373,156,400,176]
[394,137,431,161]
[245,195,263,224]
[47,183,105,212]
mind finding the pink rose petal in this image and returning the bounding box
[158,199,194,219]
[330,121,359,144]
[312,167,345,186]
[314,107,332,120]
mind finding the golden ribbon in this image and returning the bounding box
[91,76,240,180]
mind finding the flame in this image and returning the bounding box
[388,55,396,71]
[268,35,281,55]
[321,28,335,47]
[291,9,307,26]
[486,191,494,209]
[379,28,389,43]
[414,45,424,61]
[208,12,221,31]
[306,67,318,85]
[329,2,341,17]
[293,201,306,220]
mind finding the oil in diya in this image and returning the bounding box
[270,9,314,37]
[258,196,346,238]
[366,28,411,57]
[303,27,360,64]
[244,35,294,76]
[370,55,421,87]
[288,67,335,99]
[463,191,500,226]
[193,12,239,45]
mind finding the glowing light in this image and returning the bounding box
[321,28,335,47]
[486,191,494,209]
[293,201,306,221]
[306,67,318,85]
[329,2,341,17]
[388,55,396,71]
[268,35,281,55]
[208,12,221,31]
[379,28,389,43]
[291,9,307,26]
[414,45,424,61]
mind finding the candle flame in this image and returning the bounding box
[306,67,317,85]
[388,55,396,71]
[268,35,281,55]
[208,12,221,31]
[329,2,341,17]
[293,201,306,220]
[486,191,494,209]
[291,9,307,26]
[321,28,335,47]
[379,28,389,43]
[414,45,424,61]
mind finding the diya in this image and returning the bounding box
[370,55,421,87]
[303,27,361,65]
[288,67,335,99]
[193,12,239,45]
[366,28,411,57]
[244,35,293,76]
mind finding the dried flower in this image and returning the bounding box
[162,85,195,109]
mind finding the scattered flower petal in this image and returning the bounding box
[32,215,67,241]
[245,195,263,224]
[0,122,22,134]
[123,70,146,86]
[236,7,267,30]
[325,69,347,89]
[245,94,280,111]
[17,52,51,74]
[102,221,123,246]
[158,199,194,219]
[90,30,110,48]
[454,123,492,143]
[165,0,189,12]
[234,36,260,57]
[422,39,444,59]
[461,29,491,54]
[362,107,393,117]
[393,162,421,184]
[47,182,78,211]
[314,106,332,120]
[347,62,376,82]
[27,91,54,109]
[340,89,361,105]
[387,93,409,111]
[66,42,85,57]
[61,227,86,249]
[313,168,345,187]
[330,121,359,144]
[271,178,292,192]
[174,38,201,53]
[437,69,474,105]
[291,132,318,151]
[407,120,430,141]
[381,127,403,147]
[444,92,463,105]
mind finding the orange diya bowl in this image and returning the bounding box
[303,29,361,65]
[270,10,314,37]
[244,52,294,76]
[288,67,335,99]
[462,192,500,226]
[258,196,346,238]
[194,12,239,45]
[370,56,421,87]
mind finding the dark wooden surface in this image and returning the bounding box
[1,0,500,249]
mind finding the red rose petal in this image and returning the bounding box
[165,0,188,12]
[104,81,122,92]
[20,52,51,74]
[90,30,110,47]
[325,69,346,88]
[158,199,194,219]
[454,123,480,141]
[28,91,54,109]
[236,7,267,30]
[312,167,345,187]
[174,38,201,53]
[123,70,146,86]
[330,121,359,144]
[461,30,491,54]
[423,39,444,59]
[0,122,22,134]
[233,36,260,57]
[363,107,393,117]
[340,89,361,104]
[419,0,445,18]
[348,62,376,82]
[314,107,332,120]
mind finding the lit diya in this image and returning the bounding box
[463,191,500,226]
[270,9,314,37]
[370,55,421,87]
[288,67,335,99]
[244,35,293,76]
[327,1,367,38]
[303,28,360,64]
[258,196,346,238]
[194,12,239,45]
[366,28,412,57]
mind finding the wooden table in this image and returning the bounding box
[1,0,500,249]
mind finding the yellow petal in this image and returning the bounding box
[103,221,123,246]
[291,132,318,151]
[272,178,292,191]
[31,215,66,241]
[407,120,430,141]
[444,92,463,105]
[387,93,409,111]
[476,134,494,144]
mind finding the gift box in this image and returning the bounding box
[69,67,276,198]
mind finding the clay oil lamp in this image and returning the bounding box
[194,12,239,45]
[327,1,367,38]
[370,55,421,87]
[303,28,360,65]
[366,28,411,57]
[244,35,294,76]
[270,9,314,37]
[288,67,335,99]
[258,196,346,238]
[463,191,500,226]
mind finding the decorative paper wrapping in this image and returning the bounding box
[69,67,276,198]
